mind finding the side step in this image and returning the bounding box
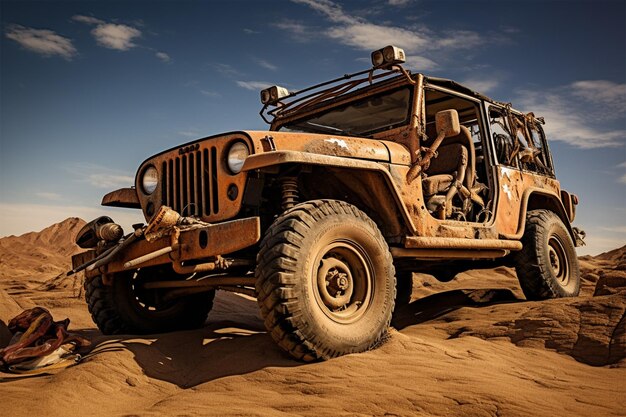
[392,236,522,260]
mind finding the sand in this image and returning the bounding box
[0,218,624,417]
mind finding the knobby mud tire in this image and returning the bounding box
[515,209,580,300]
[255,199,396,361]
[394,270,413,308]
[85,272,214,335]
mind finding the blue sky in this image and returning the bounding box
[1,0,624,255]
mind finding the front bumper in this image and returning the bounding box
[72,216,261,278]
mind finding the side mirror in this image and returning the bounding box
[435,109,460,138]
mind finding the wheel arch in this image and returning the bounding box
[519,190,575,241]
[242,151,417,242]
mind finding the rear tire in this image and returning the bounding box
[85,268,214,335]
[515,209,580,300]
[394,270,413,308]
[256,200,395,361]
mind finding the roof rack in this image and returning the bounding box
[259,66,413,124]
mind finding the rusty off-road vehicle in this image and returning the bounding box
[71,46,584,361]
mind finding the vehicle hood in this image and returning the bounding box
[243,130,392,162]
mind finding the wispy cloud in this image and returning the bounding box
[273,20,314,43]
[388,0,411,5]
[212,63,244,78]
[71,15,104,25]
[155,51,170,62]
[200,89,221,98]
[283,0,494,70]
[436,30,483,49]
[618,161,626,184]
[404,56,437,71]
[73,14,166,58]
[515,80,626,149]
[327,23,427,51]
[571,80,626,115]
[35,192,62,201]
[66,163,134,189]
[500,25,521,34]
[292,0,355,24]
[236,80,273,91]
[460,78,499,94]
[91,24,141,51]
[243,28,260,34]
[257,59,278,71]
[5,25,77,60]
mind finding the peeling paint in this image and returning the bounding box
[503,184,512,200]
[325,138,349,149]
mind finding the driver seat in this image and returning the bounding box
[422,125,477,219]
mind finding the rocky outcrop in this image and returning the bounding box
[432,268,626,367]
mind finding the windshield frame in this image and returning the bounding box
[277,85,414,137]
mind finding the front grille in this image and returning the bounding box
[160,146,219,216]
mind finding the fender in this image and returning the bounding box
[242,150,417,235]
[502,187,575,241]
[101,187,140,209]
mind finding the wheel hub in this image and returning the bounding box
[549,246,560,274]
[317,258,354,310]
[548,236,569,285]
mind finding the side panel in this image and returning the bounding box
[495,166,566,239]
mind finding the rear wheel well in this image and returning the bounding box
[525,192,574,239]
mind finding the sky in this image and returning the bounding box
[1,0,625,255]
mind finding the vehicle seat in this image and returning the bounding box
[422,126,477,218]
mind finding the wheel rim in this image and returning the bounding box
[129,270,178,314]
[548,235,570,286]
[313,240,373,324]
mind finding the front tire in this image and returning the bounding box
[85,268,214,335]
[515,209,580,300]
[256,200,396,361]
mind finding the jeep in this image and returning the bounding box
[71,45,584,361]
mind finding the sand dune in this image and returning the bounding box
[1,219,624,416]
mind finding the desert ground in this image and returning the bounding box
[1,218,624,417]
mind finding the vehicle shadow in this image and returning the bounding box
[77,288,525,389]
[392,288,524,330]
[81,292,301,388]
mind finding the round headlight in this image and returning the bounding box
[141,165,158,195]
[227,141,249,174]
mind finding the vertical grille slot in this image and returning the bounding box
[188,153,195,216]
[181,155,188,215]
[211,146,219,214]
[203,148,211,215]
[195,150,203,216]
[174,158,181,212]
[168,159,174,210]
